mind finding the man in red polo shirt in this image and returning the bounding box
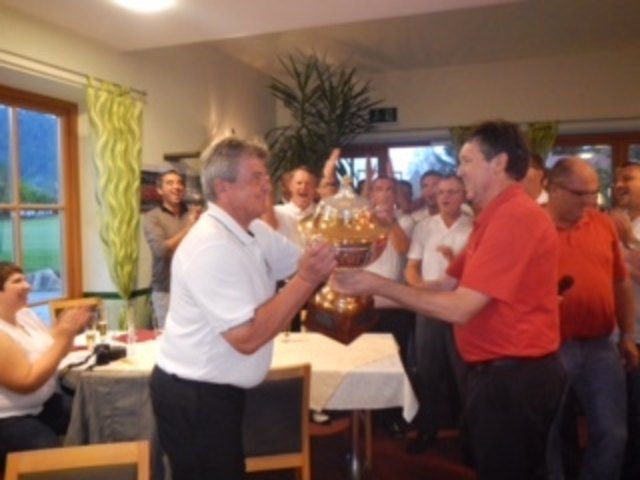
[545,158,638,480]
[331,120,565,480]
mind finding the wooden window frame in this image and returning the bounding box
[554,131,640,169]
[0,84,82,299]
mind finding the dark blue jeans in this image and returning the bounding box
[0,392,72,470]
[547,338,627,480]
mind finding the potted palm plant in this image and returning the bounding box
[266,53,382,185]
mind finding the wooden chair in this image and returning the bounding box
[243,364,311,480]
[4,440,150,480]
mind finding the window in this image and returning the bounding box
[344,131,640,205]
[341,143,458,199]
[388,145,457,197]
[0,85,81,307]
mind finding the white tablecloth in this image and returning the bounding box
[63,331,417,421]
[272,332,417,420]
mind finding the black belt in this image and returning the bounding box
[468,353,557,371]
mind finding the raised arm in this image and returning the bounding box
[322,148,341,180]
[331,269,487,325]
[223,241,336,353]
[0,308,90,394]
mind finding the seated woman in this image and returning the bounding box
[0,262,89,469]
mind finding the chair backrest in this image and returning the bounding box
[243,363,311,480]
[49,297,103,326]
[4,440,150,480]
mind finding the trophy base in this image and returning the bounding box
[305,287,379,345]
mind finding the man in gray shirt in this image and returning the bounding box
[143,169,201,328]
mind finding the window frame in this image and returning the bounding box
[554,131,640,169]
[0,84,82,301]
[343,131,640,198]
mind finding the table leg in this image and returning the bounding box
[349,410,374,479]
[364,410,372,470]
[350,410,362,479]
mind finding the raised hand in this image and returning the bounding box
[52,307,91,342]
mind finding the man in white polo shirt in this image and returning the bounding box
[404,175,472,454]
[150,137,336,480]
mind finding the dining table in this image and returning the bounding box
[62,330,418,480]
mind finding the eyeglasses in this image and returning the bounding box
[553,183,599,198]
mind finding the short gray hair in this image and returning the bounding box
[200,137,269,202]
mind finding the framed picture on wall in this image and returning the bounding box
[140,167,162,212]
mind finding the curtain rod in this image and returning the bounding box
[0,49,147,98]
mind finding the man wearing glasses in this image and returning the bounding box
[404,175,472,455]
[545,157,638,480]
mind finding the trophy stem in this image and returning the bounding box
[305,284,379,344]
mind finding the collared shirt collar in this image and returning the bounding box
[555,207,595,232]
[160,202,188,216]
[207,202,255,245]
[473,183,522,228]
[283,201,316,217]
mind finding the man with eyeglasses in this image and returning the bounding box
[404,175,472,455]
[545,157,638,480]
[150,138,336,480]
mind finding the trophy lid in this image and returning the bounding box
[300,176,388,245]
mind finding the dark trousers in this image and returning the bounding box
[0,391,72,471]
[372,308,415,428]
[373,308,415,372]
[150,366,246,480]
[465,354,565,480]
[412,315,467,436]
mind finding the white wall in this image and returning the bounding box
[360,46,640,143]
[3,4,640,297]
[0,6,275,297]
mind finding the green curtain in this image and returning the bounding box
[86,79,143,327]
[527,121,558,159]
[449,126,474,154]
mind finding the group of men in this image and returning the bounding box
[141,120,639,480]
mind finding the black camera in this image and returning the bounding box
[94,344,127,365]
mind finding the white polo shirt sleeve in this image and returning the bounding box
[408,217,430,260]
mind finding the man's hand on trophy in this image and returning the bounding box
[330,270,382,296]
[297,240,337,286]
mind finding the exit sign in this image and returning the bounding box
[369,107,398,123]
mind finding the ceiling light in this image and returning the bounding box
[113,0,176,13]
